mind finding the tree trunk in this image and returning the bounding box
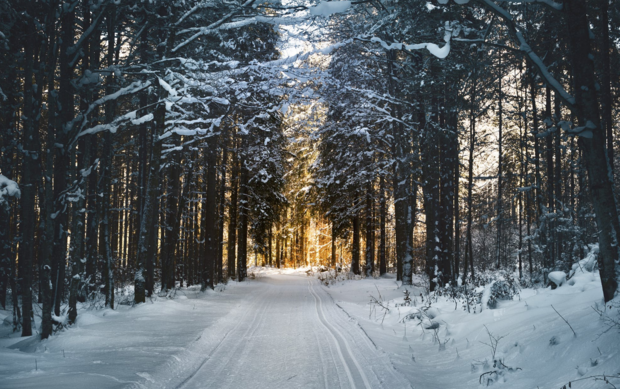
[530,74,544,273]
[545,86,555,269]
[453,132,460,282]
[227,147,238,279]
[422,104,440,290]
[217,144,227,282]
[51,2,76,318]
[161,138,181,292]
[202,137,218,291]
[351,212,361,275]
[365,181,374,277]
[388,50,410,284]
[39,0,60,338]
[19,18,36,336]
[564,0,619,301]
[276,224,281,269]
[496,59,504,270]
[554,95,563,266]
[100,7,116,308]
[464,64,477,283]
[268,225,273,267]
[595,0,614,174]
[379,175,387,275]
[237,158,248,281]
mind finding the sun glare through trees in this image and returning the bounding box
[0,0,619,388]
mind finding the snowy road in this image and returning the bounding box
[0,272,411,389]
[147,274,411,389]
[4,269,617,389]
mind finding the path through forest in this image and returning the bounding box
[147,274,411,389]
[2,265,619,389]
[0,273,411,389]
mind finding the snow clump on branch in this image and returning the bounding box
[310,1,351,16]
[0,174,20,208]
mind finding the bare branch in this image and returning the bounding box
[551,305,577,337]
[476,0,576,110]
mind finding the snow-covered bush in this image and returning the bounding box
[317,267,358,286]
[486,279,520,309]
[402,289,412,306]
[464,271,521,310]
[548,271,567,288]
[434,283,484,313]
[568,244,598,279]
[434,271,520,313]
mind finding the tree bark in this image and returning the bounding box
[202,137,218,291]
[217,143,227,282]
[161,137,181,291]
[564,0,619,301]
[227,146,238,279]
[379,175,387,275]
[351,212,361,275]
[365,181,374,277]
[237,158,249,281]
[331,223,337,268]
[19,17,36,336]
[595,0,614,174]
[496,58,504,270]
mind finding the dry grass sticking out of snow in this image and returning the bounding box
[322,259,620,388]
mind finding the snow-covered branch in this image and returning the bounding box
[497,0,562,11]
[173,0,354,53]
[77,111,155,138]
[172,0,257,53]
[68,5,108,57]
[439,0,562,10]
[478,0,576,108]
[83,81,152,119]
[0,175,20,208]
[364,22,453,59]
[175,0,217,26]
[256,39,354,68]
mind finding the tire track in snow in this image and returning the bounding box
[310,310,332,389]
[308,283,336,389]
[308,281,372,389]
[318,282,414,389]
[175,285,273,389]
[219,285,278,389]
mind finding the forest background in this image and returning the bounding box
[0,0,619,339]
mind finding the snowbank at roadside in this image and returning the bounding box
[0,282,257,388]
[322,252,620,388]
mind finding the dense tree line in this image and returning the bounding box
[0,0,291,337]
[310,0,619,300]
[1,0,619,340]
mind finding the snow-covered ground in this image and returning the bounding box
[0,284,250,388]
[325,265,620,388]
[0,263,618,389]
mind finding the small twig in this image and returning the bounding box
[498,359,522,371]
[479,370,497,384]
[481,325,505,360]
[375,284,383,301]
[560,374,620,389]
[551,305,577,337]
